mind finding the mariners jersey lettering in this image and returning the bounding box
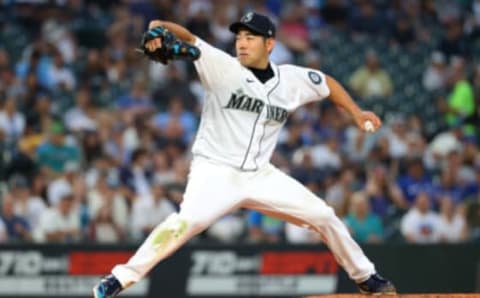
[192,37,330,171]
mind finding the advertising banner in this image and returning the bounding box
[186,250,338,296]
[0,248,148,297]
[0,243,478,297]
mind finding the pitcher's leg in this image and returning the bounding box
[104,157,244,291]
[111,211,206,287]
[246,165,375,282]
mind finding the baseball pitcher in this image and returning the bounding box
[93,12,396,297]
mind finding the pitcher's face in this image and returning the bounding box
[235,29,274,68]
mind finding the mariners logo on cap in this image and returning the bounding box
[241,12,254,23]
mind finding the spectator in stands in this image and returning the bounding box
[344,125,375,163]
[321,0,349,30]
[348,50,393,98]
[36,121,81,175]
[0,96,25,145]
[401,191,441,243]
[325,168,358,217]
[431,168,464,207]
[285,221,321,244]
[349,1,384,36]
[48,51,76,91]
[390,13,416,47]
[151,96,197,144]
[152,64,197,111]
[89,204,123,243]
[295,135,341,170]
[246,210,284,243]
[131,179,175,240]
[47,161,81,206]
[207,212,246,243]
[18,71,49,112]
[278,4,310,53]
[115,77,154,116]
[423,124,463,171]
[364,164,407,217]
[34,185,81,243]
[438,19,470,61]
[384,116,410,159]
[277,122,306,163]
[161,157,190,208]
[397,158,433,205]
[290,148,325,188]
[80,49,108,93]
[30,172,48,205]
[25,92,52,133]
[16,46,52,89]
[186,0,213,41]
[423,51,448,92]
[151,150,175,187]
[437,195,468,243]
[1,194,31,242]
[463,164,480,200]
[120,148,153,196]
[81,130,104,164]
[64,88,98,132]
[344,191,384,243]
[87,172,128,238]
[438,57,475,136]
[8,174,46,228]
[0,49,13,93]
[4,125,40,181]
[104,123,129,166]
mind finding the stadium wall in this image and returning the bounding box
[0,243,478,297]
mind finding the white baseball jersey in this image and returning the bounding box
[191,37,330,171]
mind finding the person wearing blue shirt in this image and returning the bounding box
[36,121,81,174]
[344,192,384,243]
[152,97,197,144]
[397,158,433,205]
[431,168,465,208]
[1,195,31,242]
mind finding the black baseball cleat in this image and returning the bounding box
[93,274,123,298]
[357,273,397,295]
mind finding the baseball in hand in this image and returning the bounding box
[364,120,375,132]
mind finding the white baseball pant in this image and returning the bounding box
[112,156,375,288]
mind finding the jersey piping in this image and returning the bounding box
[253,64,281,170]
[239,65,280,171]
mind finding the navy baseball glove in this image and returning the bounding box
[137,26,200,65]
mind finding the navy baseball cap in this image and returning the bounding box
[229,12,276,38]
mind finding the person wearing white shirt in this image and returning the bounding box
[63,89,97,132]
[285,222,320,244]
[9,174,47,228]
[48,52,76,91]
[437,195,468,243]
[0,96,25,144]
[131,182,176,240]
[88,175,129,235]
[401,191,441,244]
[34,188,80,243]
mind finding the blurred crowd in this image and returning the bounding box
[0,0,479,246]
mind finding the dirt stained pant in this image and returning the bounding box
[112,156,375,287]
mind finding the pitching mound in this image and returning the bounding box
[305,294,479,298]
